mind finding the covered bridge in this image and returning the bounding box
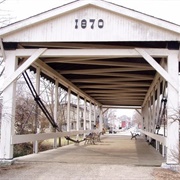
[0,0,180,167]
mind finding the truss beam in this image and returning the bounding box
[136,48,178,91]
[1,48,47,93]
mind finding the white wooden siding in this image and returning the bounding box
[3,6,180,42]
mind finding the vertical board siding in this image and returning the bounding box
[3,6,179,42]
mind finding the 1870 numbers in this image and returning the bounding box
[75,19,104,29]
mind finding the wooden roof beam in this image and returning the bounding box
[15,48,174,58]
[71,77,153,83]
[59,67,153,74]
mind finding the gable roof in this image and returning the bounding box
[0,0,180,38]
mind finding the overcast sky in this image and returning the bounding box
[1,0,180,25]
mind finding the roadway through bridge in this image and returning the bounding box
[0,133,165,179]
[1,0,180,169]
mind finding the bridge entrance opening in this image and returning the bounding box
[0,0,179,167]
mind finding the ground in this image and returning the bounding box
[153,168,180,180]
[0,132,179,179]
[1,163,180,180]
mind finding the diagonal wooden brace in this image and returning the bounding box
[135,48,178,91]
[0,38,5,59]
[1,48,47,93]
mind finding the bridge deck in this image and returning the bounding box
[16,134,164,165]
[1,134,165,179]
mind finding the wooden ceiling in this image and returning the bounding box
[4,41,178,107]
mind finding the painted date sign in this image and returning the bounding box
[75,19,104,29]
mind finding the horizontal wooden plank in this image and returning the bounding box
[11,130,98,145]
[139,129,167,146]
[102,105,141,109]
[14,48,175,58]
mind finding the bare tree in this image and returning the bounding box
[132,111,142,127]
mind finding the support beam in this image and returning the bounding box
[76,94,80,140]
[99,106,103,132]
[135,48,178,91]
[89,102,92,130]
[15,48,175,58]
[33,67,40,154]
[103,108,109,114]
[1,48,47,93]
[60,67,153,74]
[143,102,149,133]
[0,38,5,59]
[94,105,96,128]
[53,79,58,148]
[135,109,142,116]
[166,53,179,165]
[0,52,17,160]
[67,88,71,132]
[152,88,156,132]
[83,99,87,131]
[156,79,161,131]
[103,105,141,109]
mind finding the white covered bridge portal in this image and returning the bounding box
[0,0,180,166]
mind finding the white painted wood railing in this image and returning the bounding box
[11,130,99,145]
[139,129,167,146]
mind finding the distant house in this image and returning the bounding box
[59,102,97,131]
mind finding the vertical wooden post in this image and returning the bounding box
[94,104,96,128]
[53,79,58,149]
[156,79,161,152]
[0,51,17,160]
[99,106,103,132]
[89,102,92,130]
[76,94,80,140]
[156,79,160,129]
[149,94,153,133]
[162,79,167,157]
[142,102,148,141]
[67,88,71,132]
[166,53,179,165]
[83,99,87,131]
[34,67,40,154]
[147,97,151,142]
[152,87,156,133]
